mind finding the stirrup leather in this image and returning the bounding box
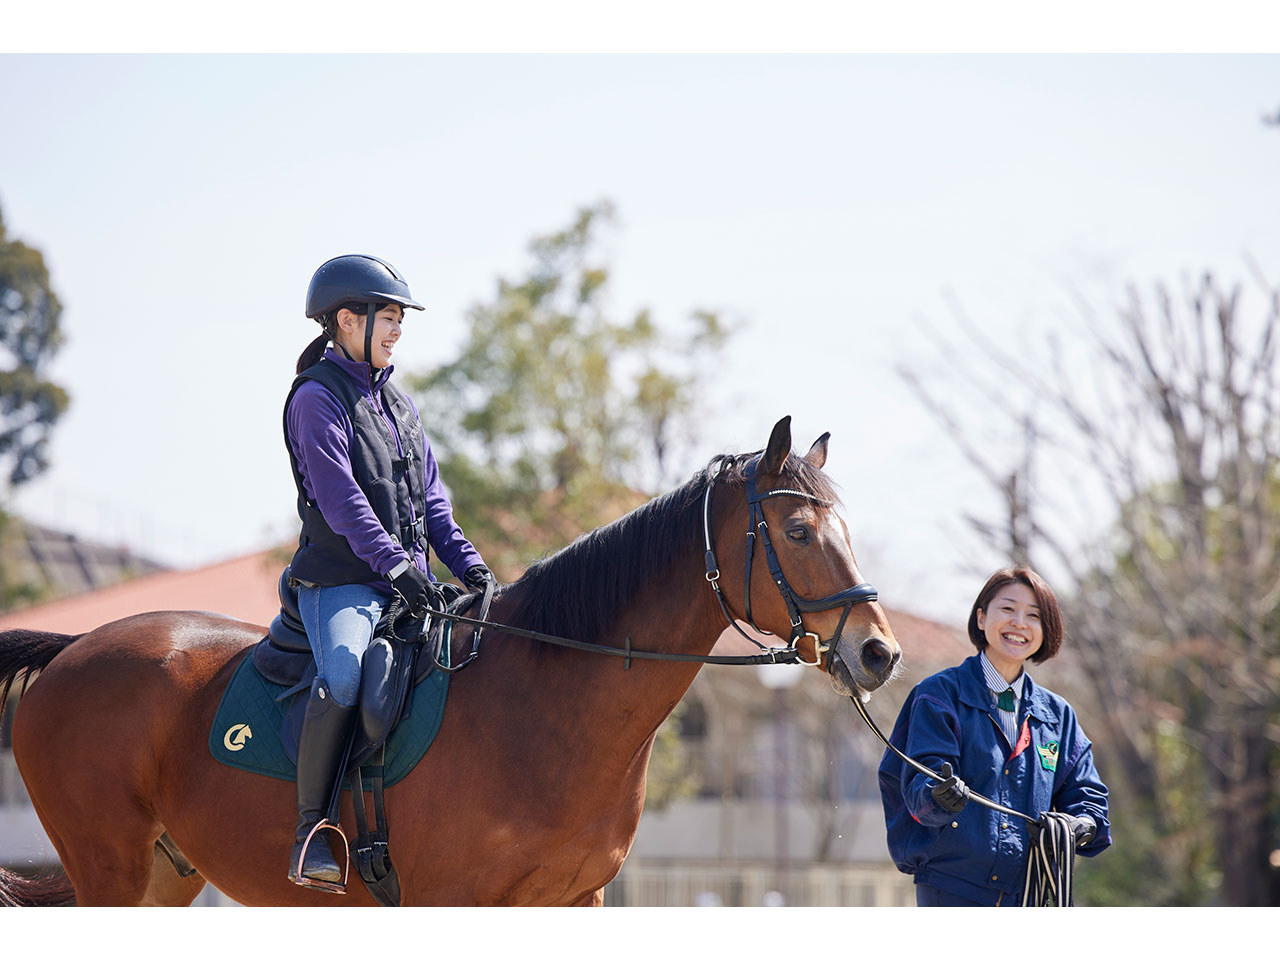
[291,819,350,895]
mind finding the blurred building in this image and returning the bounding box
[0,519,168,604]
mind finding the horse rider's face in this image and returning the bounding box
[975,582,1043,681]
[335,304,405,368]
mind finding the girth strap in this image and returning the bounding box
[349,745,401,907]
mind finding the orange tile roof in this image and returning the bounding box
[0,550,286,635]
[880,607,974,682]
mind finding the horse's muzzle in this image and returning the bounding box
[826,634,900,698]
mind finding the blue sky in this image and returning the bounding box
[2,45,1278,623]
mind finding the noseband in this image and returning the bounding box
[702,457,879,667]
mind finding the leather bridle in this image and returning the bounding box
[702,456,879,668]
[416,455,879,671]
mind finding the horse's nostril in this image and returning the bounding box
[860,638,894,678]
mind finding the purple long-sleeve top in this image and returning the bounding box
[286,349,482,592]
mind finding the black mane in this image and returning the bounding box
[504,449,840,647]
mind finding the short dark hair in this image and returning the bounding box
[966,565,1063,663]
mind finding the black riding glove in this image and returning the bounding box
[463,564,494,592]
[392,565,444,617]
[1065,814,1096,846]
[930,762,970,814]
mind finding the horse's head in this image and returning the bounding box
[716,416,901,698]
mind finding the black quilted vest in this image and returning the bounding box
[284,358,428,586]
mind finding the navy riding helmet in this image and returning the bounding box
[305,255,424,372]
[305,254,424,320]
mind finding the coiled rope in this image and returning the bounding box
[1022,811,1076,907]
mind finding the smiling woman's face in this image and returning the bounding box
[334,303,404,368]
[975,582,1043,681]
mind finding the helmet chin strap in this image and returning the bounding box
[364,302,376,388]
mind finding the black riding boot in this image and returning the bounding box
[287,678,355,888]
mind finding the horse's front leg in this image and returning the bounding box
[569,888,604,906]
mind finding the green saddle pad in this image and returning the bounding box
[208,654,450,787]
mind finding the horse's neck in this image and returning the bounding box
[494,550,722,750]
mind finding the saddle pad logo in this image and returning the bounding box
[1036,739,1059,771]
[223,723,253,752]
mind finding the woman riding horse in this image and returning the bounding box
[285,254,492,888]
[0,415,900,906]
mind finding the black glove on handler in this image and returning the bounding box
[1031,811,1096,847]
[392,564,445,617]
[1063,813,1096,846]
[463,564,494,592]
[930,761,971,814]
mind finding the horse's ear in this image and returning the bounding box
[761,416,792,475]
[804,432,830,470]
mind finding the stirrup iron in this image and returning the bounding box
[291,819,350,895]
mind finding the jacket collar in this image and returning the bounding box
[979,650,1027,699]
[322,347,394,392]
[957,653,1053,725]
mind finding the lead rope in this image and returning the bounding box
[849,695,1075,907]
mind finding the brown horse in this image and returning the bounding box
[0,417,900,906]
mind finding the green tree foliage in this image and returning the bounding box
[410,201,728,812]
[409,200,730,578]
[0,202,70,487]
[0,202,70,614]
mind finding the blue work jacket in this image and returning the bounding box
[877,654,1111,905]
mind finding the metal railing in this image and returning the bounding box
[604,859,915,907]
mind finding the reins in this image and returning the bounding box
[423,606,809,668]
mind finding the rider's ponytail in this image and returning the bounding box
[296,304,350,373]
[296,332,329,374]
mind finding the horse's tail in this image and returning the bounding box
[0,866,77,907]
[0,631,82,907]
[0,629,82,717]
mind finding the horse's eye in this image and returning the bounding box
[786,526,810,543]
